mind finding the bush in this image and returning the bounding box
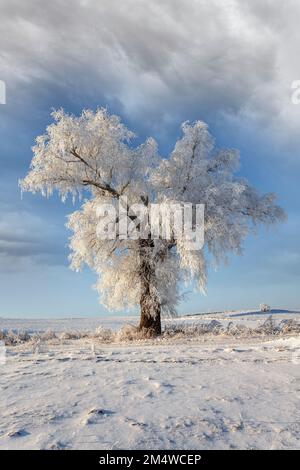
[260,303,271,312]
[94,326,113,342]
[59,330,86,340]
[1,329,31,346]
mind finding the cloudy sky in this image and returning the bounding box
[1,0,300,317]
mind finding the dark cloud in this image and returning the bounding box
[0,210,66,271]
[1,0,299,135]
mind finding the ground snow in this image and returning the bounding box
[0,309,299,450]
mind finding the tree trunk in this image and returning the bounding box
[139,289,161,336]
[138,239,162,336]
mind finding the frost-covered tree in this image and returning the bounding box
[20,109,285,335]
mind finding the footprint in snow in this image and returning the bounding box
[7,428,30,438]
[152,382,175,393]
[125,417,148,428]
[47,441,68,450]
[83,407,114,425]
[88,407,114,415]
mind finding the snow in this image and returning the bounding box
[0,309,299,450]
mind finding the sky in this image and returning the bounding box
[0,0,300,318]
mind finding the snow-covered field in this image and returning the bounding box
[0,309,299,450]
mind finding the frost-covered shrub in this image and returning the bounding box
[94,326,113,342]
[163,323,189,338]
[206,320,223,334]
[163,320,224,338]
[59,330,87,340]
[2,316,299,347]
[278,319,300,334]
[4,330,31,345]
[31,337,48,354]
[225,322,248,336]
[260,303,271,312]
[255,315,277,335]
[116,324,147,341]
[40,329,57,341]
[163,316,300,340]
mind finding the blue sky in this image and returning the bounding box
[0,0,300,318]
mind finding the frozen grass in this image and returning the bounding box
[1,316,299,346]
